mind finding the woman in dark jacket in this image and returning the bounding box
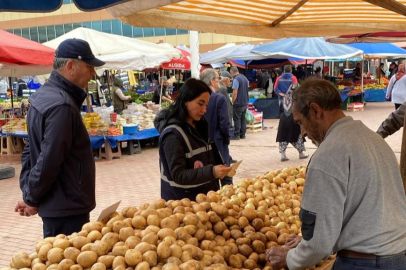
[154,78,231,201]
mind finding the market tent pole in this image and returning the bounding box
[401,110,406,195]
[305,59,308,78]
[159,67,164,108]
[361,59,364,103]
[378,59,381,84]
[8,77,13,109]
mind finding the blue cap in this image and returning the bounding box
[55,38,105,67]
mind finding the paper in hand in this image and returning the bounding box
[227,160,243,177]
[97,201,121,222]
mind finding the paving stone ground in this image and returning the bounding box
[0,101,402,267]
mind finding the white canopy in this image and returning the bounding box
[44,27,181,70]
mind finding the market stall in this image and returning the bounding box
[6,163,337,270]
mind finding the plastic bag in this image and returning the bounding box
[245,110,255,124]
[27,77,42,89]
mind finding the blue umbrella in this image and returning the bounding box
[0,0,127,11]
[252,37,363,60]
[347,43,406,58]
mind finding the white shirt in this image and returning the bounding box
[386,75,406,104]
[0,79,9,94]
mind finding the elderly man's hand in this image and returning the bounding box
[284,235,302,249]
[266,246,291,270]
[15,200,38,217]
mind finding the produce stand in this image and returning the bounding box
[6,164,339,270]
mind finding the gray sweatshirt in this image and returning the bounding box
[287,116,406,270]
[377,102,405,138]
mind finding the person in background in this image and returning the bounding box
[112,77,131,113]
[230,66,250,140]
[389,62,398,79]
[154,78,232,201]
[353,62,362,81]
[377,101,405,138]
[296,65,306,80]
[274,65,298,113]
[266,79,406,270]
[152,76,173,105]
[0,76,9,95]
[200,68,232,186]
[15,38,105,237]
[17,77,28,98]
[386,63,406,110]
[276,83,308,162]
[219,71,237,164]
[314,67,322,79]
[375,63,386,79]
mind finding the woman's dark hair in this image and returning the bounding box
[162,78,211,125]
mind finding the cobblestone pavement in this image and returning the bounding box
[0,101,402,267]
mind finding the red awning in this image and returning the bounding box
[161,48,190,70]
[0,29,54,66]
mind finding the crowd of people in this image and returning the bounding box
[10,37,406,270]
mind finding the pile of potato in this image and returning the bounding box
[4,165,335,270]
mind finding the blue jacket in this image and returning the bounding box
[274,73,298,97]
[205,92,230,165]
[20,71,96,218]
[154,112,222,201]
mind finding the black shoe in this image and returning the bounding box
[230,136,240,140]
[240,135,246,139]
[230,158,237,164]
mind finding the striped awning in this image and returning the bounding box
[107,0,406,39]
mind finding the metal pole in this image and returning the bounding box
[8,77,13,109]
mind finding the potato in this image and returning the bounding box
[87,231,103,242]
[47,263,59,270]
[142,232,158,246]
[162,263,180,270]
[48,248,64,264]
[135,242,153,254]
[169,245,183,259]
[12,252,31,268]
[174,228,190,242]
[210,203,228,217]
[125,236,141,249]
[83,222,104,232]
[53,239,70,250]
[63,248,80,262]
[204,230,215,241]
[124,250,142,266]
[252,240,265,254]
[238,244,253,257]
[57,259,75,270]
[142,251,157,267]
[101,227,112,236]
[120,227,135,242]
[112,245,129,257]
[36,241,51,254]
[101,232,119,250]
[157,228,176,240]
[33,263,47,270]
[69,265,83,270]
[132,216,147,230]
[157,242,171,260]
[112,256,126,269]
[76,251,98,268]
[38,243,53,261]
[80,243,93,252]
[212,222,226,235]
[31,258,43,268]
[135,261,150,270]
[90,241,109,256]
[193,229,205,241]
[91,263,106,270]
[195,212,209,223]
[97,255,115,269]
[71,236,90,250]
[243,259,257,270]
[160,217,179,231]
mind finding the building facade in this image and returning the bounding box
[0,0,269,52]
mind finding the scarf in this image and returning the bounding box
[395,64,405,81]
[283,83,299,113]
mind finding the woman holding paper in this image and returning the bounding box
[154,78,232,201]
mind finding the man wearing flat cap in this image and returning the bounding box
[15,38,105,237]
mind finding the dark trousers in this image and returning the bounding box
[42,213,90,237]
[233,105,247,138]
[333,253,406,270]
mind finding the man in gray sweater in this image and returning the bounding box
[266,79,406,270]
